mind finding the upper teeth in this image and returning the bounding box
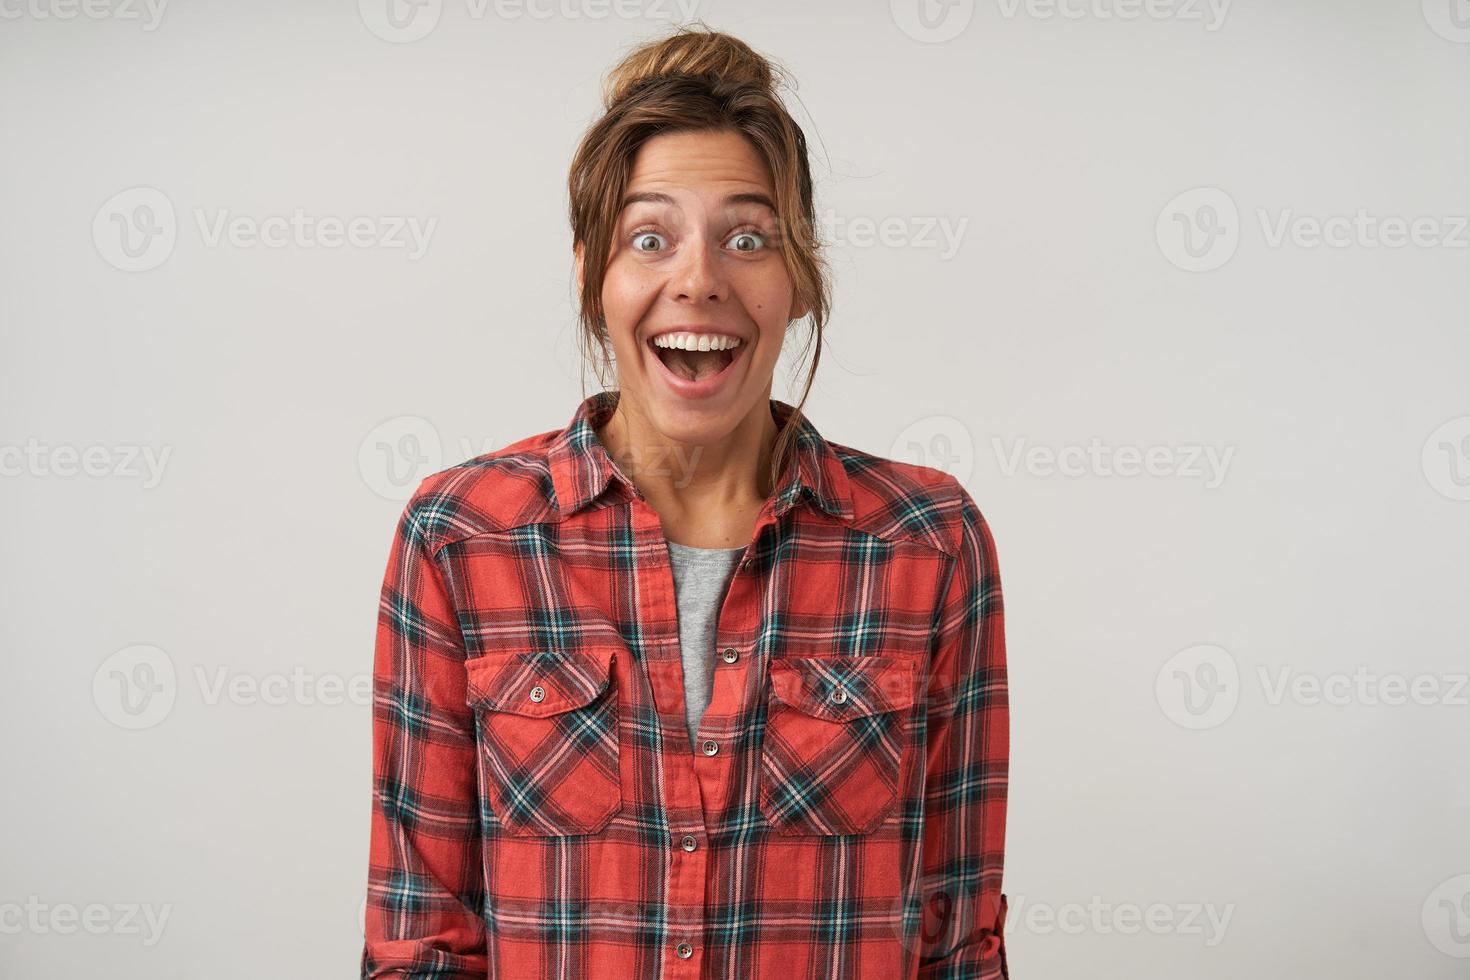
[652,332,743,352]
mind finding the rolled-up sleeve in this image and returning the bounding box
[917,483,1010,979]
[362,491,488,979]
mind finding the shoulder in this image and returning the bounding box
[397,426,562,556]
[829,441,997,562]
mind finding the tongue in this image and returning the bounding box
[664,347,733,382]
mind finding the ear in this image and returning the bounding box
[574,242,585,295]
[789,294,809,323]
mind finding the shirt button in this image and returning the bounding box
[680,834,698,852]
[832,686,847,704]
[675,942,694,959]
[701,739,719,756]
[528,685,545,703]
[721,647,738,664]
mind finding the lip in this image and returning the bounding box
[645,330,748,400]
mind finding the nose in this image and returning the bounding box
[669,236,728,304]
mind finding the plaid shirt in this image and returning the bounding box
[362,390,1010,979]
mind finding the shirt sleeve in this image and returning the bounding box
[917,482,1010,979]
[361,491,488,979]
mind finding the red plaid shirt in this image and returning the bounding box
[362,390,1010,979]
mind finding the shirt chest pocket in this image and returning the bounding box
[759,655,920,837]
[463,645,622,837]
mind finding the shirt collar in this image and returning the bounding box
[549,389,853,523]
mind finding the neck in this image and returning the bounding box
[594,390,780,519]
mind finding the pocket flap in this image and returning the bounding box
[769,655,918,722]
[465,645,617,718]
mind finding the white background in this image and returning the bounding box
[1,0,1468,976]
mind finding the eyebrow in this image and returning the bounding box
[621,191,778,212]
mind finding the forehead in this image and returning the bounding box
[624,129,775,199]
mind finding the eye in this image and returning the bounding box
[727,229,767,253]
[631,230,669,253]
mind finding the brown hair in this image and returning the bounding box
[567,23,831,495]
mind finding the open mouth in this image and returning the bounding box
[648,335,743,384]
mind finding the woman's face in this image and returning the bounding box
[578,128,806,444]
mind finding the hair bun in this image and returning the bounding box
[602,25,784,109]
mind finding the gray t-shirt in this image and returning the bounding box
[665,539,744,752]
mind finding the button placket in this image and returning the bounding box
[637,504,726,979]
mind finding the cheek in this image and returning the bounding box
[739,268,796,328]
[600,260,658,325]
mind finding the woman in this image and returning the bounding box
[362,25,1009,980]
